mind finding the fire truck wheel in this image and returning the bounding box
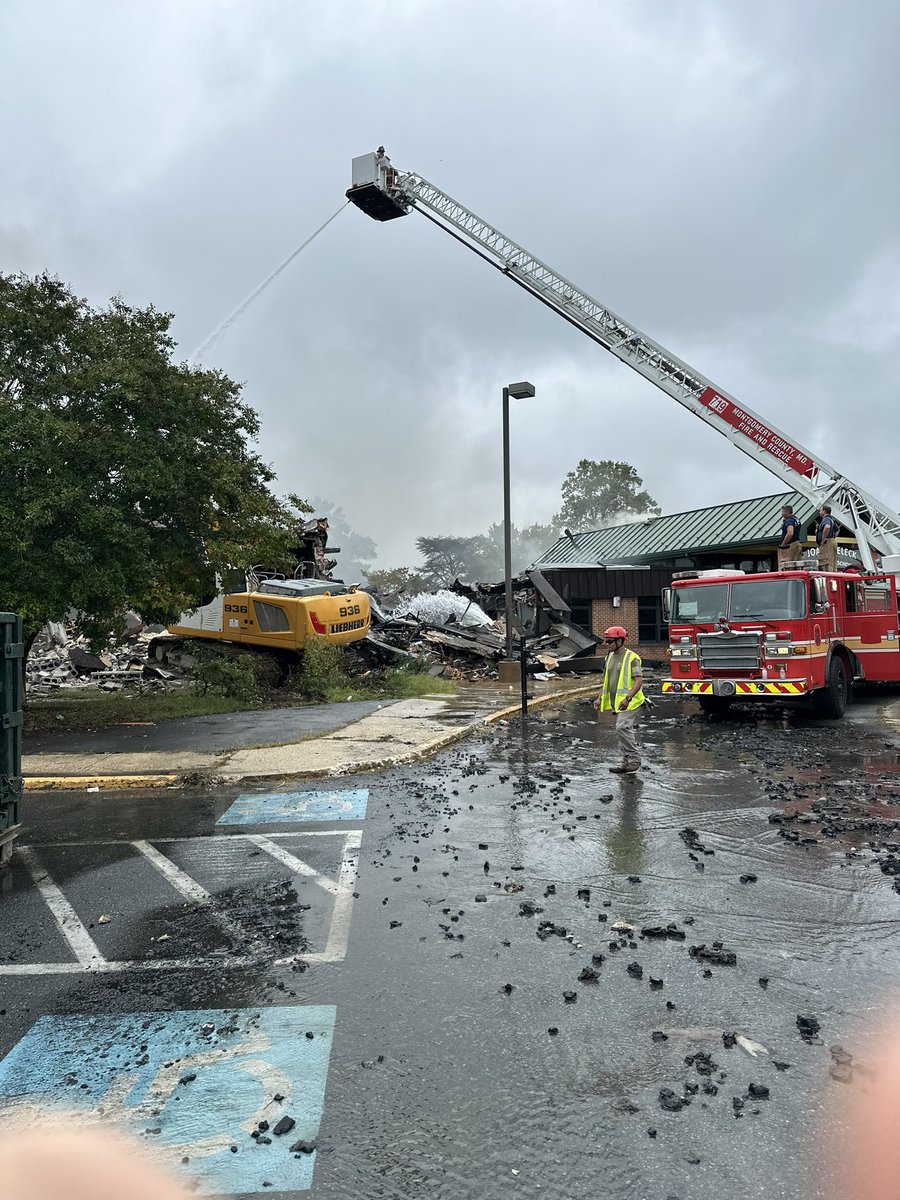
[814,655,849,719]
[698,696,734,717]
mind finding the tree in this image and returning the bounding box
[364,566,428,603]
[555,459,661,530]
[483,521,557,577]
[414,535,496,588]
[0,272,299,661]
[412,522,558,587]
[309,498,376,582]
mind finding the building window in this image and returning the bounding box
[568,600,592,631]
[638,596,667,643]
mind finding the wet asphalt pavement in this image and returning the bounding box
[2,694,900,1199]
[24,700,393,756]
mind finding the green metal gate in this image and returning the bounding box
[0,613,23,867]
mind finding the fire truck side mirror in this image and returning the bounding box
[662,588,672,624]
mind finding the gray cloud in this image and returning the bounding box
[3,0,898,567]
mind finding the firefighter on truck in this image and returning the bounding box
[661,566,899,719]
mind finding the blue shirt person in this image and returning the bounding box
[816,504,838,571]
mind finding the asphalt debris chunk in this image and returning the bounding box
[797,1013,821,1043]
[289,1140,317,1155]
[690,942,737,967]
[658,1088,687,1112]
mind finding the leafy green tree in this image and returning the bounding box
[364,566,428,601]
[415,535,496,587]
[555,459,660,530]
[0,272,299,662]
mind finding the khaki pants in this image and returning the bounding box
[818,540,838,571]
[615,708,642,769]
[778,542,802,569]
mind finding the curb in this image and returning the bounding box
[25,683,600,791]
[24,774,181,792]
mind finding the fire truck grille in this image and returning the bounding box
[697,632,761,672]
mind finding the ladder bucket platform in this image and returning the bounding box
[346,151,410,221]
[345,182,408,221]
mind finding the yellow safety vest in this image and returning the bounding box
[599,648,645,713]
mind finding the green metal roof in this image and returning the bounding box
[535,491,818,567]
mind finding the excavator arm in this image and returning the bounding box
[347,150,900,571]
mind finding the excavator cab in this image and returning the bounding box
[346,151,410,221]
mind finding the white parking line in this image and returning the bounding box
[16,846,105,967]
[132,839,213,905]
[323,829,362,962]
[247,834,339,895]
[0,956,259,976]
[3,831,362,976]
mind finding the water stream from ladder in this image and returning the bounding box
[188,201,349,362]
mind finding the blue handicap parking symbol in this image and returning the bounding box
[218,788,368,825]
[0,1005,335,1195]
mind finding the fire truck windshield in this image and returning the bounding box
[671,584,728,622]
[672,578,807,623]
[729,579,806,621]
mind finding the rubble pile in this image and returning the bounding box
[25,619,182,696]
[363,581,604,681]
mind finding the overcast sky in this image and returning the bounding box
[3,0,898,568]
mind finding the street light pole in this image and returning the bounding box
[502,385,513,663]
[500,381,535,683]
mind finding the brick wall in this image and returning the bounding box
[591,597,668,665]
[591,597,639,642]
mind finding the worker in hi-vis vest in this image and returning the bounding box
[594,626,646,774]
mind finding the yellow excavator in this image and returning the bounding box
[149,574,371,664]
[149,515,371,664]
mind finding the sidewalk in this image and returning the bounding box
[23,678,600,790]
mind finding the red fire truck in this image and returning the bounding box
[660,568,898,717]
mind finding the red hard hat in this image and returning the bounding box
[603,626,627,639]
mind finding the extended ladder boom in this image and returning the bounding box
[347,151,900,571]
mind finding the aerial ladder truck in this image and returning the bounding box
[346,150,900,716]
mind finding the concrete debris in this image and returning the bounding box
[736,1035,768,1058]
[26,620,185,696]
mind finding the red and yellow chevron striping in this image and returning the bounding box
[662,680,806,696]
